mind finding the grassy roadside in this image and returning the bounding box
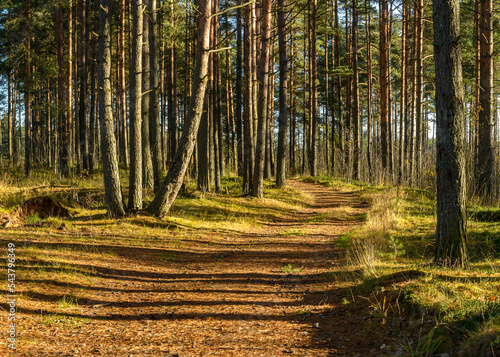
[305,175,500,356]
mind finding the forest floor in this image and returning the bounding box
[0,178,408,356]
[1,175,499,356]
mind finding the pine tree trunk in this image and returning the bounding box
[147,0,212,218]
[289,33,296,176]
[276,0,288,188]
[79,0,90,175]
[57,2,69,177]
[379,0,390,179]
[399,1,406,184]
[236,2,243,176]
[309,0,318,177]
[252,0,272,198]
[68,0,74,169]
[334,0,342,174]
[433,0,468,267]
[476,0,494,203]
[366,0,373,181]
[98,0,125,217]
[242,5,254,194]
[119,0,129,166]
[89,25,97,177]
[352,0,360,180]
[141,0,154,189]
[415,0,424,186]
[129,0,143,211]
[25,0,31,176]
[149,0,163,192]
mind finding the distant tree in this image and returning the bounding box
[433,0,468,267]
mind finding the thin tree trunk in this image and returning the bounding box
[289,33,296,176]
[119,0,129,166]
[476,0,494,203]
[366,0,373,181]
[334,0,342,174]
[79,0,90,175]
[252,0,272,198]
[415,0,424,186]
[150,0,163,192]
[141,0,154,189]
[25,0,31,176]
[129,0,143,211]
[236,1,243,176]
[243,5,254,194]
[379,0,390,179]
[276,0,288,188]
[57,2,69,177]
[352,0,360,180]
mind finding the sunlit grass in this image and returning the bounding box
[305,175,500,354]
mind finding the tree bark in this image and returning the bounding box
[79,0,90,175]
[476,0,494,203]
[379,0,390,179]
[242,5,254,194]
[150,0,163,192]
[252,0,272,198]
[276,0,288,188]
[129,0,144,211]
[141,0,154,189]
[25,0,31,176]
[119,0,129,166]
[366,0,373,181]
[99,0,126,217]
[433,0,468,267]
[352,0,360,180]
[57,2,69,178]
[235,1,243,176]
[415,0,424,186]
[147,0,212,218]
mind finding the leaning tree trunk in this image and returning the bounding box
[128,0,143,211]
[276,0,288,188]
[98,0,126,216]
[433,0,468,267]
[147,0,212,218]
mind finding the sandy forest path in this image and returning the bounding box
[8,180,397,356]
